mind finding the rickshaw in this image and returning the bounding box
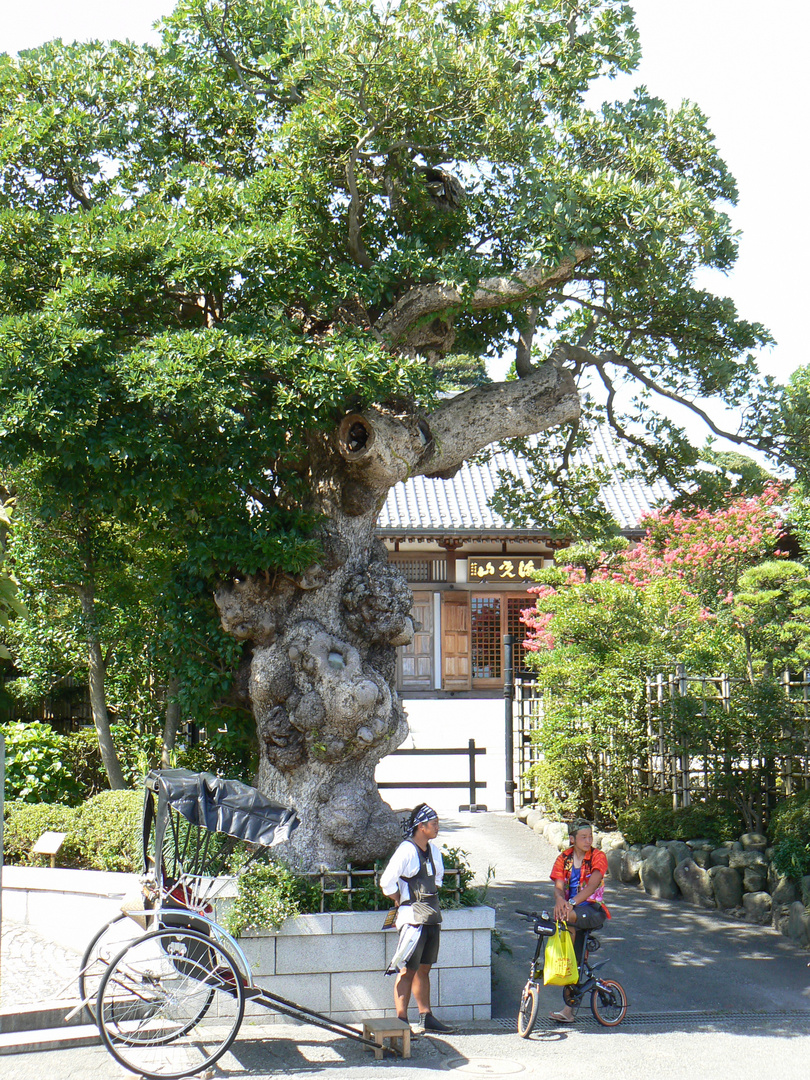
[73,769,398,1078]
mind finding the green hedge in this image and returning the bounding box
[616,796,744,845]
[3,789,142,871]
[769,790,810,880]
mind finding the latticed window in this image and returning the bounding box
[507,595,534,675]
[397,560,432,582]
[471,596,501,680]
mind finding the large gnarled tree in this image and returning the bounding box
[0,1,778,866]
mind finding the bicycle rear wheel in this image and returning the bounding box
[96,927,245,1079]
[590,979,627,1027]
[517,983,539,1038]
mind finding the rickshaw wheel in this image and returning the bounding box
[96,926,245,1080]
[79,913,145,1022]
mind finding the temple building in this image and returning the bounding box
[377,426,673,696]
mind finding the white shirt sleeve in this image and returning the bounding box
[379,841,420,900]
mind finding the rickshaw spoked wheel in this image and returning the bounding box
[96,926,245,1080]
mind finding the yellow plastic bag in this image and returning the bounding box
[543,922,578,986]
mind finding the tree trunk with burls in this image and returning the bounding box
[215,364,579,869]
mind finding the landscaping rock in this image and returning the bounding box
[743,867,768,894]
[709,848,731,868]
[772,904,792,935]
[729,850,768,872]
[673,858,715,909]
[641,844,657,861]
[708,865,743,908]
[691,848,711,868]
[787,901,810,946]
[740,832,768,852]
[668,841,692,865]
[640,847,679,900]
[801,875,810,907]
[525,809,544,830]
[685,838,714,850]
[767,867,799,907]
[719,840,743,851]
[606,846,625,884]
[516,805,532,823]
[544,821,569,849]
[742,891,772,925]
[623,846,645,883]
[599,831,625,852]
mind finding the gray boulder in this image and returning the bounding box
[787,901,810,946]
[691,848,711,868]
[742,891,772,925]
[708,865,743,908]
[673,858,715,909]
[685,838,714,851]
[709,848,731,868]
[545,821,569,849]
[772,904,792,934]
[641,844,657,861]
[767,867,799,906]
[640,847,680,900]
[743,866,768,894]
[525,809,544,830]
[600,831,625,852]
[516,805,532,823]
[623,846,645,884]
[801,874,810,907]
[740,832,768,852]
[668,841,693,865]
[729,850,768,872]
[606,846,625,884]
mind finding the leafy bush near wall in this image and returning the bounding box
[223,847,490,937]
[769,790,810,880]
[3,789,142,871]
[2,800,84,866]
[74,790,143,872]
[1,721,84,804]
[617,796,743,845]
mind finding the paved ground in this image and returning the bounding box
[2,810,810,1079]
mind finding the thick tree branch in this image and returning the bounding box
[515,303,539,378]
[376,247,593,353]
[421,362,580,478]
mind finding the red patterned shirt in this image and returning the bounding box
[550,846,608,906]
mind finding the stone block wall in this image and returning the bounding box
[231,906,496,1025]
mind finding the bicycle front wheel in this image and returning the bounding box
[96,927,245,1079]
[517,983,539,1038]
[590,979,627,1027]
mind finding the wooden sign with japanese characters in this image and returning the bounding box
[467,558,541,582]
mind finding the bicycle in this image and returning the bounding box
[515,908,627,1036]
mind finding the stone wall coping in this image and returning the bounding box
[230,905,496,939]
[1,865,139,898]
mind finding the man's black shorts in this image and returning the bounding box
[405,925,441,970]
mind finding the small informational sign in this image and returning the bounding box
[467,558,542,583]
[33,831,66,868]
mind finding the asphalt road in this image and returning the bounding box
[3,811,810,1080]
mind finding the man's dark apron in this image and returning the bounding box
[402,840,442,926]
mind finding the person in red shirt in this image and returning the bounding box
[548,818,609,1023]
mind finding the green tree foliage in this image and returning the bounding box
[0,2,782,801]
[521,490,793,821]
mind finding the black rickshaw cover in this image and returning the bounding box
[144,768,299,851]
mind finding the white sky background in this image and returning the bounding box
[2,1,806,441]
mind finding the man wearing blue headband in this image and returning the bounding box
[380,803,453,1033]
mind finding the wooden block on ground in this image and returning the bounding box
[360,1016,411,1060]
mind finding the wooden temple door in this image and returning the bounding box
[441,593,471,690]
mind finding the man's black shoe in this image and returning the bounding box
[419,1012,454,1033]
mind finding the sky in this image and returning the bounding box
[1,1,806,426]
